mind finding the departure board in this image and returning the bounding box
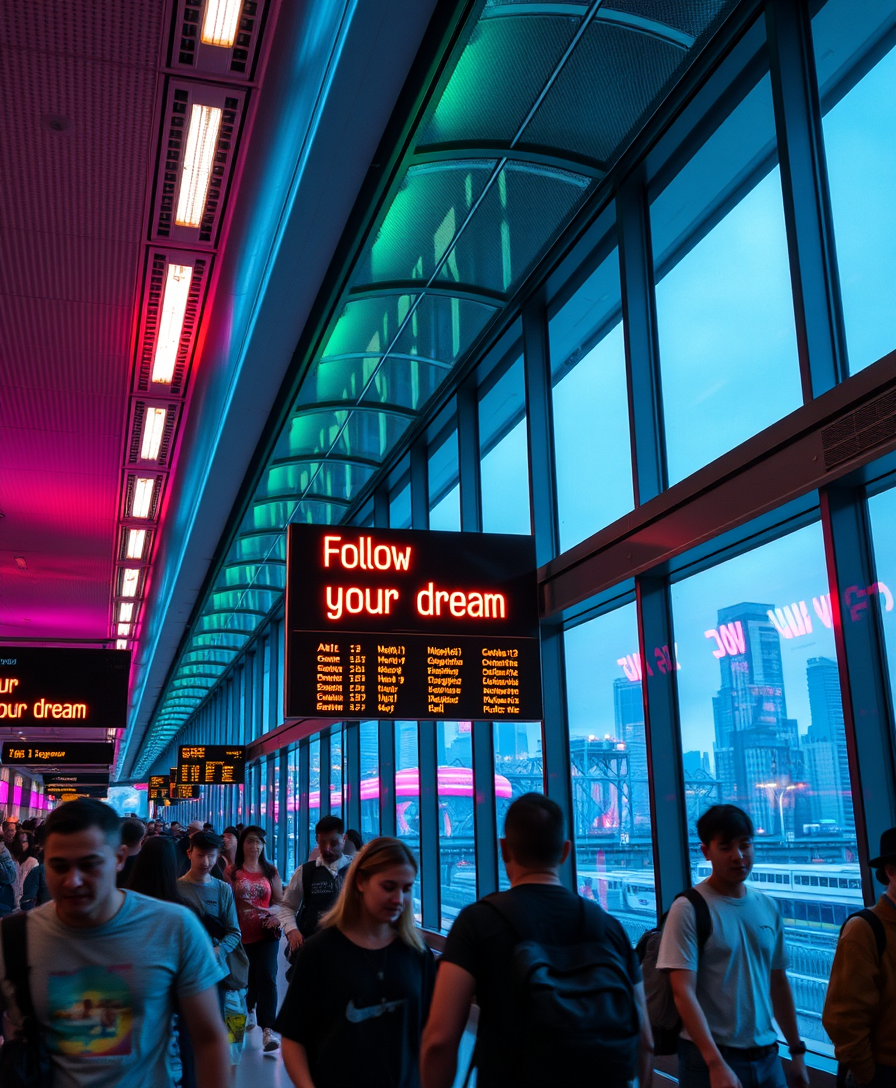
[45,785,108,798]
[2,741,115,767]
[285,525,541,721]
[177,746,245,785]
[43,774,110,788]
[169,766,200,800]
[148,775,168,799]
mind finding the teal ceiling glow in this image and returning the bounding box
[134,0,736,775]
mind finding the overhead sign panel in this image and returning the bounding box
[0,648,129,729]
[43,774,110,788]
[2,742,116,767]
[45,785,108,798]
[148,775,169,799]
[169,766,199,800]
[177,746,245,785]
[285,525,542,721]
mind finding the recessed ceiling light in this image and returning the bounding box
[151,265,193,384]
[131,478,154,519]
[116,639,128,651]
[201,0,242,48]
[120,568,140,598]
[126,529,147,560]
[14,556,27,571]
[176,105,222,228]
[117,622,130,638]
[141,407,167,460]
[119,603,134,623]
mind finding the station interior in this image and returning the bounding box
[2,0,896,1083]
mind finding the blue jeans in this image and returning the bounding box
[679,1040,788,1088]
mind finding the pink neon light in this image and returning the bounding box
[13,786,22,806]
[0,781,8,805]
[134,783,147,791]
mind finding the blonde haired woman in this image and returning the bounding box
[276,837,435,1088]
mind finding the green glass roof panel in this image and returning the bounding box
[219,563,286,590]
[276,408,411,463]
[209,587,280,614]
[194,611,262,636]
[351,161,497,287]
[434,160,592,294]
[178,663,228,678]
[189,631,252,649]
[257,461,377,504]
[602,0,733,41]
[322,295,420,359]
[234,532,287,564]
[289,499,350,525]
[299,354,451,415]
[241,500,291,535]
[181,648,237,667]
[419,14,580,148]
[390,294,498,364]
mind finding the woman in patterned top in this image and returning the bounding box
[228,825,284,1053]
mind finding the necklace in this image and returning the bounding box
[364,942,388,983]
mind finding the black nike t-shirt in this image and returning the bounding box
[274,926,436,1088]
[441,884,642,1088]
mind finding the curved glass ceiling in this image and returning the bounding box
[133,0,738,776]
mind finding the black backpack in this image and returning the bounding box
[483,890,640,1085]
[635,887,713,1055]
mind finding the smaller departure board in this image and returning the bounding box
[148,775,168,799]
[45,785,108,798]
[169,766,200,800]
[2,741,115,767]
[43,774,109,788]
[177,746,245,785]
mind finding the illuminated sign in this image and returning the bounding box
[169,766,199,800]
[285,525,541,721]
[0,648,129,727]
[148,775,169,799]
[2,742,115,767]
[45,785,108,798]
[177,746,245,785]
[43,774,110,788]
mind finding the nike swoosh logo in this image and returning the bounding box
[345,998,404,1023]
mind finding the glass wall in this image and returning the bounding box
[360,720,380,842]
[437,720,476,932]
[479,358,531,535]
[565,602,655,943]
[651,73,801,485]
[670,523,859,1054]
[495,720,544,891]
[308,737,320,857]
[429,425,461,532]
[395,720,422,920]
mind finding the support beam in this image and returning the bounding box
[522,298,558,565]
[472,719,498,897]
[457,380,482,532]
[418,720,441,929]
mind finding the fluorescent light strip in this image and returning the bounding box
[117,623,130,638]
[116,639,128,650]
[151,265,193,384]
[131,478,154,519]
[201,0,242,47]
[126,529,147,560]
[120,568,140,598]
[175,104,222,228]
[118,603,134,623]
[141,407,167,460]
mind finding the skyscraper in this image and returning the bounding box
[614,677,650,830]
[804,656,854,835]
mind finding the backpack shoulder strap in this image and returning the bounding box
[678,887,713,953]
[1,912,36,1021]
[484,889,606,943]
[844,908,886,959]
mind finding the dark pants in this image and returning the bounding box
[840,1066,896,1088]
[245,939,279,1029]
[679,1040,787,1088]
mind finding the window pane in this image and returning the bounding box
[480,358,531,535]
[495,721,544,891]
[360,720,380,841]
[866,488,896,741]
[564,602,656,944]
[429,428,460,532]
[550,248,633,551]
[286,744,298,873]
[438,721,476,932]
[670,523,860,1057]
[395,720,422,921]
[813,3,896,373]
[390,482,411,529]
[652,75,801,485]
[330,730,343,818]
[308,738,320,858]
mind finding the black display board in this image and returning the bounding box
[43,774,110,788]
[148,775,168,799]
[45,785,108,798]
[2,741,115,767]
[285,525,542,721]
[169,766,199,800]
[0,648,129,729]
[177,745,245,785]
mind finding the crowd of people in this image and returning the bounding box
[0,796,891,1088]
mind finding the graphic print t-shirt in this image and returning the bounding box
[0,890,220,1088]
[274,926,436,1088]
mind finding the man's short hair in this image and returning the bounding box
[120,818,145,849]
[316,815,344,836]
[696,804,754,845]
[503,793,565,868]
[189,831,222,852]
[44,799,121,846]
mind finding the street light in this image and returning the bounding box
[756,781,806,840]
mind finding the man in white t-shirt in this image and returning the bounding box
[658,804,809,1088]
[0,798,229,1088]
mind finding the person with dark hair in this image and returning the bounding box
[228,824,284,1052]
[10,828,39,909]
[657,804,808,1088]
[823,826,896,1087]
[276,814,352,957]
[0,798,228,1088]
[127,834,186,905]
[277,837,435,1088]
[0,821,17,919]
[221,827,239,870]
[344,829,363,856]
[116,817,145,889]
[422,792,652,1088]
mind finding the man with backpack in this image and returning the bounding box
[823,827,896,1087]
[421,792,652,1088]
[657,804,808,1088]
[275,815,352,954]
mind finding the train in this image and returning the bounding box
[576,862,864,933]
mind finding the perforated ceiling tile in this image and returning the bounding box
[603,0,737,41]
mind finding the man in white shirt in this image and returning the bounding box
[275,815,352,955]
[658,804,809,1088]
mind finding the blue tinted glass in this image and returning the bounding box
[494,721,544,891]
[652,75,801,485]
[550,248,633,551]
[866,488,896,744]
[429,429,460,532]
[438,721,475,931]
[390,483,411,529]
[564,602,655,943]
[360,721,379,841]
[480,358,531,535]
[813,3,896,374]
[395,720,422,921]
[670,523,858,1058]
